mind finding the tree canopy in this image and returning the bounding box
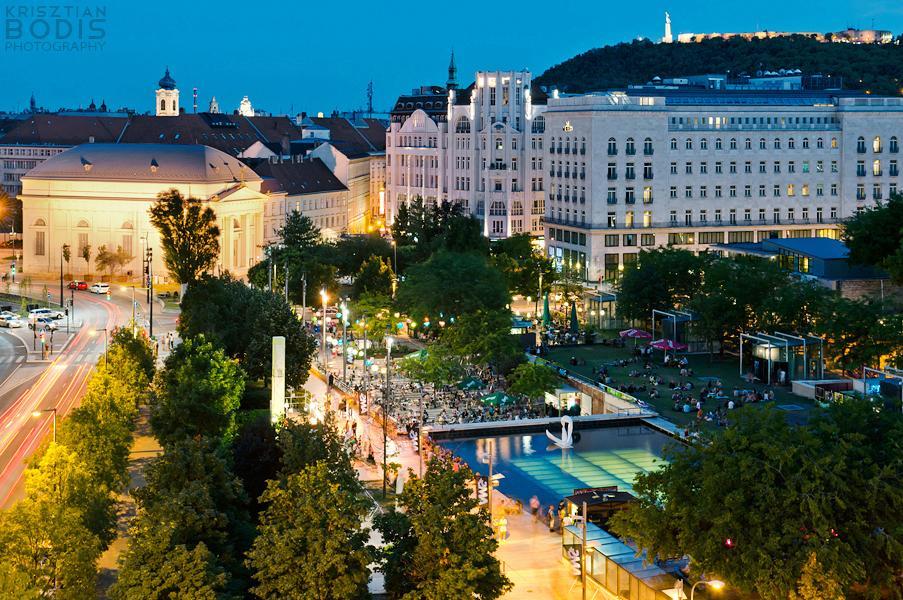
[148,188,220,295]
[610,402,903,599]
[843,193,903,284]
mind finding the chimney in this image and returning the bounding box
[193,87,198,113]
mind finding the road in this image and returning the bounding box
[0,285,175,508]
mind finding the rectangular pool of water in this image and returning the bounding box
[436,424,672,508]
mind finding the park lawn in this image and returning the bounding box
[544,345,817,428]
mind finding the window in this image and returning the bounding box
[625,138,635,155]
[745,138,752,150]
[607,188,617,204]
[625,188,636,204]
[700,138,708,150]
[685,138,693,150]
[531,116,544,134]
[670,138,677,150]
[873,159,882,176]
[643,186,653,204]
[643,163,653,180]
[643,138,653,155]
[35,231,45,256]
[730,138,737,150]
[455,116,471,133]
[607,138,617,155]
[816,137,824,149]
[857,136,866,153]
[670,162,678,175]
[605,234,619,247]
[715,138,723,150]
[891,136,899,153]
[641,233,655,246]
[874,136,883,153]
[759,138,766,150]
[607,163,617,180]
[607,212,617,228]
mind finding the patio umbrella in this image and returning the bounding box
[619,328,652,340]
[404,349,427,361]
[480,391,515,406]
[542,294,551,327]
[569,303,579,334]
[649,338,688,352]
[457,376,484,391]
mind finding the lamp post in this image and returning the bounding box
[32,407,57,443]
[340,300,348,382]
[690,579,725,600]
[320,288,329,371]
[391,240,398,298]
[59,244,66,309]
[383,335,393,499]
[94,328,108,365]
[121,284,153,336]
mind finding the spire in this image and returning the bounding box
[662,11,673,43]
[29,92,36,112]
[446,50,458,90]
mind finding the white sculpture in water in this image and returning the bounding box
[546,415,574,448]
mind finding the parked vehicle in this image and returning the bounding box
[29,317,58,331]
[28,308,64,322]
[89,282,110,294]
[0,312,23,328]
[68,280,88,290]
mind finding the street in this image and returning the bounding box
[0,284,176,508]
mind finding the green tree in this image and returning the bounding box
[609,403,903,599]
[331,233,393,277]
[61,243,71,276]
[352,255,394,299]
[615,248,706,323]
[179,275,316,388]
[490,234,556,299]
[350,292,393,345]
[442,309,522,375]
[397,342,465,387]
[230,414,282,513]
[277,412,359,493]
[842,193,903,283]
[148,188,220,298]
[391,198,488,262]
[396,251,509,323]
[789,553,845,600]
[109,325,156,381]
[110,525,229,600]
[508,361,560,413]
[278,210,321,249]
[80,243,92,278]
[118,438,252,593]
[375,454,511,599]
[814,296,903,374]
[0,497,100,599]
[151,335,246,446]
[246,463,372,599]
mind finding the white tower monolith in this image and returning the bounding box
[663,12,673,43]
[271,336,286,423]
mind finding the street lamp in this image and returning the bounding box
[320,288,329,372]
[31,407,57,443]
[340,300,349,382]
[92,328,108,365]
[121,283,154,338]
[383,335,393,499]
[690,579,725,600]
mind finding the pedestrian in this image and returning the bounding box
[529,495,541,522]
[548,504,557,532]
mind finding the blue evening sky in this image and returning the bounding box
[3,0,902,116]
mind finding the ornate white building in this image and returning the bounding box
[542,90,903,283]
[239,96,254,117]
[385,67,548,238]
[155,68,179,116]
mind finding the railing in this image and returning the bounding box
[542,216,844,232]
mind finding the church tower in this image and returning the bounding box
[155,67,180,116]
[209,96,220,114]
[446,50,458,90]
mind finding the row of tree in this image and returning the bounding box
[0,327,154,597]
[615,248,903,371]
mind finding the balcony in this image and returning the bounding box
[580,148,586,155]
[644,148,654,156]
[644,173,654,181]
[549,147,556,154]
[625,148,636,156]
[607,149,617,156]
[856,168,866,177]
[544,216,593,229]
[873,170,883,177]
[625,173,636,180]
[857,146,866,154]
[607,173,617,181]
[564,147,571,154]
[891,168,899,176]
[579,173,586,180]
[489,162,507,170]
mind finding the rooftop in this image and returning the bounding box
[23,143,260,184]
[1,114,128,146]
[251,157,346,195]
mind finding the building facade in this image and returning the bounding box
[386,70,548,238]
[541,91,903,283]
[19,143,270,280]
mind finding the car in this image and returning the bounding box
[0,312,22,328]
[29,317,58,331]
[28,308,64,321]
[68,281,88,290]
[89,282,110,294]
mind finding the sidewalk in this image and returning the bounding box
[96,406,163,597]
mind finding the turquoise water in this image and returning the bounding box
[436,425,671,507]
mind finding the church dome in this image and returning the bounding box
[158,68,177,90]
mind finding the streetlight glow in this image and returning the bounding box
[708,581,725,590]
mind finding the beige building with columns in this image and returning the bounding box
[19,143,274,281]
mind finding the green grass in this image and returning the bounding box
[362,479,398,511]
[544,345,817,428]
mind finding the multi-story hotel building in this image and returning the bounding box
[386,67,548,238]
[542,90,903,283]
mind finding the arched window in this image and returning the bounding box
[120,221,133,230]
[608,138,617,155]
[890,136,899,153]
[171,100,176,112]
[670,138,677,150]
[489,201,506,216]
[76,219,90,228]
[831,137,838,149]
[160,99,165,111]
[873,136,882,153]
[787,137,795,149]
[625,138,636,155]
[34,218,46,227]
[857,136,866,153]
[455,116,471,134]
[531,116,545,134]
[511,201,524,216]
[773,138,781,150]
[816,137,824,149]
[715,138,722,150]
[730,138,737,150]
[802,137,810,149]
[685,138,693,150]
[643,137,653,155]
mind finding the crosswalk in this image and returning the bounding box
[0,356,25,365]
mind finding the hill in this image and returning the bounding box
[536,36,903,96]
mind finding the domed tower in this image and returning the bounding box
[155,67,180,116]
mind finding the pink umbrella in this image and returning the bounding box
[649,338,688,351]
[619,328,652,339]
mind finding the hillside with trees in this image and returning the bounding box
[536,36,903,95]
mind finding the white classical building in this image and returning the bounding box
[155,68,179,117]
[541,91,903,283]
[19,143,276,280]
[386,67,548,238]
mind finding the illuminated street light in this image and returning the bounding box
[31,407,57,443]
[320,289,329,371]
[690,579,725,600]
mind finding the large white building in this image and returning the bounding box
[542,90,903,283]
[386,67,548,238]
[20,143,275,281]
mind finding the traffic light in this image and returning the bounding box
[10,263,15,276]
[106,291,111,301]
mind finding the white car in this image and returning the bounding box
[89,282,110,294]
[30,317,59,331]
[0,312,22,328]
[28,308,64,322]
